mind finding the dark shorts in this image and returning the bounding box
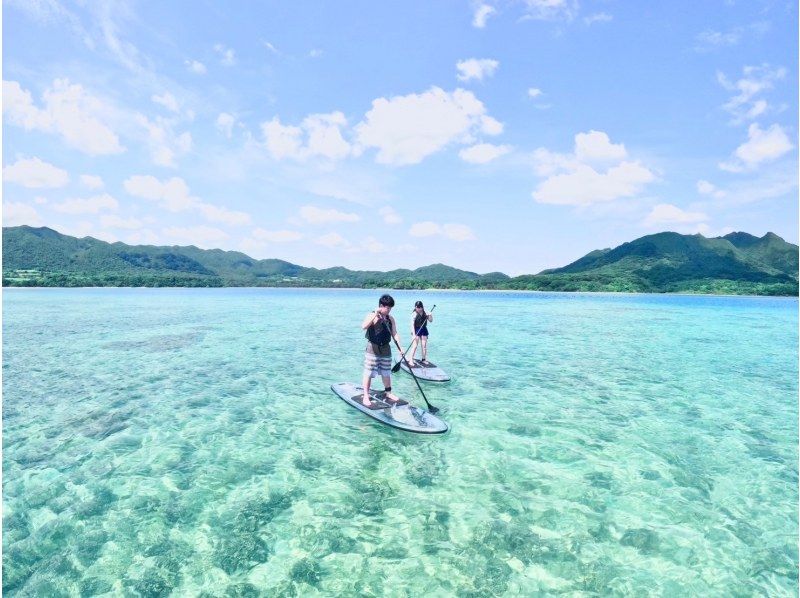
[417,327,429,337]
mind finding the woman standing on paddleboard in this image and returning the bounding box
[408,300,433,367]
[360,294,405,408]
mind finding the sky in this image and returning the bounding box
[2,1,798,276]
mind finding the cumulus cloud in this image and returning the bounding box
[3,201,42,226]
[379,206,402,224]
[53,193,119,214]
[528,88,543,98]
[574,130,627,164]
[299,205,360,225]
[472,4,496,28]
[186,60,207,74]
[584,13,612,25]
[3,79,124,155]
[719,123,794,172]
[355,87,502,165]
[214,43,236,66]
[409,221,476,241]
[124,175,251,225]
[81,174,104,189]
[216,113,236,138]
[456,58,499,82]
[3,157,69,188]
[459,143,512,164]
[643,203,708,227]
[152,92,179,112]
[522,0,578,21]
[697,180,726,199]
[135,113,192,168]
[717,64,786,124]
[262,112,352,161]
[315,232,350,248]
[532,130,655,206]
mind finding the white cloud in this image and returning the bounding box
[409,221,476,241]
[459,143,512,164]
[3,79,124,155]
[216,113,236,138]
[456,58,499,82]
[480,115,504,136]
[574,130,627,164]
[643,203,708,227]
[152,92,179,112]
[252,228,303,242]
[3,201,42,226]
[197,203,252,226]
[263,41,280,54]
[124,174,251,225]
[472,4,496,28]
[262,112,351,161]
[299,205,360,225]
[528,87,543,98]
[720,123,794,172]
[442,223,477,241]
[379,206,402,224]
[532,130,655,206]
[53,193,119,214]
[717,65,785,124]
[101,215,143,229]
[355,87,499,165]
[315,232,349,248]
[214,43,236,66]
[533,161,655,205]
[697,180,726,199]
[584,12,612,25]
[186,60,207,74]
[81,174,104,189]
[522,0,578,21]
[3,157,69,188]
[162,225,229,247]
[695,23,769,52]
[135,113,192,168]
[125,175,194,211]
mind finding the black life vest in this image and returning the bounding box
[366,315,392,346]
[414,311,428,331]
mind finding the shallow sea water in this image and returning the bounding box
[3,288,798,596]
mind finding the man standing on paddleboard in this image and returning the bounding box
[361,294,405,407]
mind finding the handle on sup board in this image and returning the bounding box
[392,304,436,373]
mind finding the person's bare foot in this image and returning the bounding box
[361,394,373,407]
[383,391,405,405]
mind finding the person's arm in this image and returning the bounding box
[410,314,417,336]
[427,312,433,323]
[362,311,380,330]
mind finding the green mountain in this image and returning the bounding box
[2,226,797,295]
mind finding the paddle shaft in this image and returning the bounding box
[392,304,436,372]
[382,319,439,414]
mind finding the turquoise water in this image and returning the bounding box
[3,288,798,596]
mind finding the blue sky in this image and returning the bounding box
[3,1,797,275]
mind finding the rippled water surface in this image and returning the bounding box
[3,288,797,595]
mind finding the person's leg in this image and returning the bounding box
[362,352,375,406]
[381,373,401,403]
[408,337,418,366]
[421,336,428,362]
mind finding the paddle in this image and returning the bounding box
[382,318,439,415]
[392,304,436,373]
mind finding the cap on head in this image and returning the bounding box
[415,300,424,308]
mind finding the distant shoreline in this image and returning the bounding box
[3,286,797,300]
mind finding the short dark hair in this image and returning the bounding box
[379,294,395,307]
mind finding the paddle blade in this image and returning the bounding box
[391,362,402,373]
[428,405,440,414]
